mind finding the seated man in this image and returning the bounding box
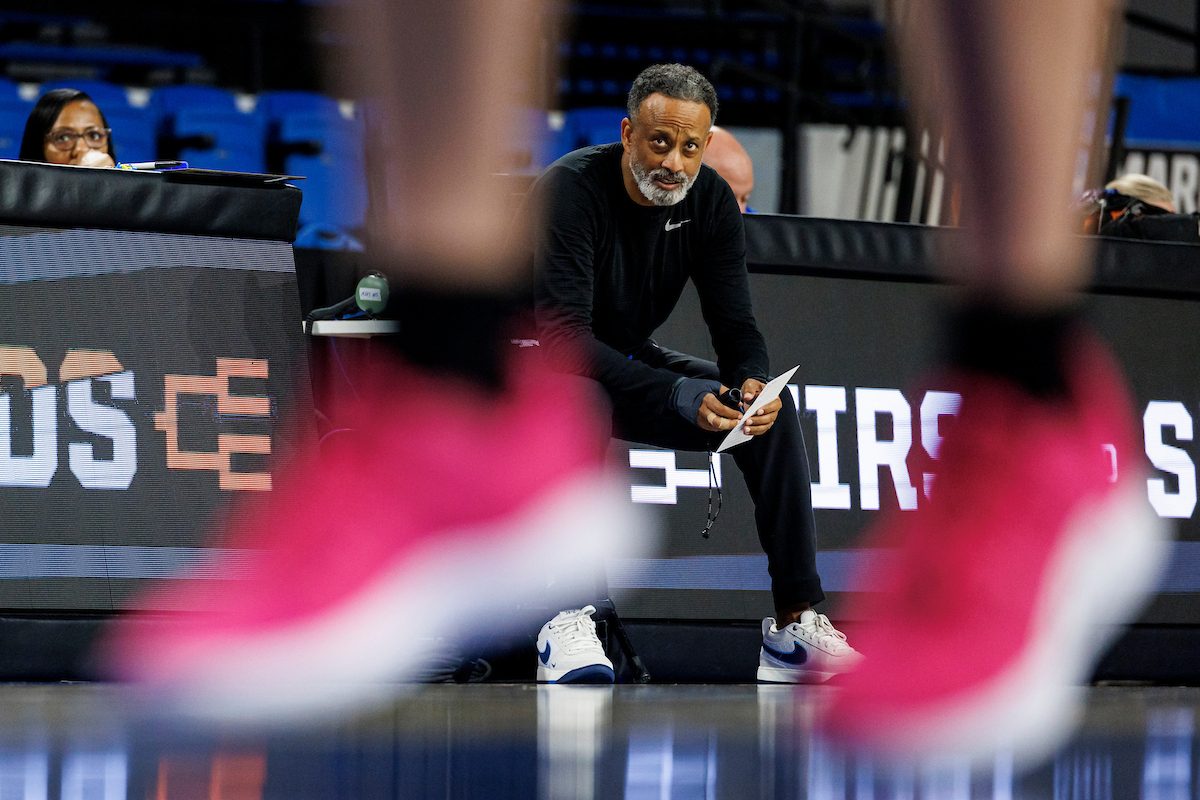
[526,63,860,684]
[702,125,755,213]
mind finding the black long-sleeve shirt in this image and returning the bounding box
[531,143,769,416]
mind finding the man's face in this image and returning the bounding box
[621,93,713,206]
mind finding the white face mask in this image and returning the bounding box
[629,156,696,206]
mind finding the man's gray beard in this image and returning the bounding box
[630,158,695,206]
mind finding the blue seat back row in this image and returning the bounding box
[0,79,665,233]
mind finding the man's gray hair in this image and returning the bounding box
[626,63,718,127]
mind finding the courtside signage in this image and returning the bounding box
[630,384,1198,520]
[0,346,273,491]
[0,224,312,611]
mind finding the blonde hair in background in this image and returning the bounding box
[1106,173,1176,212]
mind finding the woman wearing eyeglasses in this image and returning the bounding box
[18,88,115,167]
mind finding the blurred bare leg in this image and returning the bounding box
[340,0,546,289]
[826,0,1171,765]
[897,0,1117,307]
[334,0,553,385]
[101,0,657,719]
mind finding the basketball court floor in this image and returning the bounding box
[0,681,1190,799]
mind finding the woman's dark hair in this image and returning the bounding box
[18,88,115,162]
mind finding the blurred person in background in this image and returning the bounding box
[1086,173,1199,242]
[702,125,754,213]
[1106,173,1175,212]
[19,88,115,168]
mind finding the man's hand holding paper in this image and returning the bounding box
[716,366,800,452]
[739,377,781,435]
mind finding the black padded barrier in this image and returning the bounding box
[0,159,303,242]
[744,213,946,281]
[744,213,1200,298]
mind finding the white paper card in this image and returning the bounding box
[716,365,800,453]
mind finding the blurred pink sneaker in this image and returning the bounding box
[824,334,1171,765]
[100,350,649,722]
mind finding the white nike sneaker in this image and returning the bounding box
[536,606,615,684]
[757,609,862,684]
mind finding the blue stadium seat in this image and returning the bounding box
[38,78,131,109]
[0,76,26,106]
[0,78,32,159]
[257,89,340,120]
[557,106,626,158]
[99,105,157,163]
[0,42,203,73]
[294,222,365,251]
[510,107,566,173]
[38,79,158,163]
[172,107,265,172]
[264,96,366,228]
[0,106,28,159]
[154,85,232,114]
[154,85,265,173]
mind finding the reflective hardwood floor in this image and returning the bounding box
[0,682,1190,799]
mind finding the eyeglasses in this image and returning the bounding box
[45,127,111,152]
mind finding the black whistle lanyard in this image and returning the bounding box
[701,387,740,538]
[702,451,722,538]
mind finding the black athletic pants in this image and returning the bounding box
[540,340,825,612]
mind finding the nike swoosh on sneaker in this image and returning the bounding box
[539,641,552,665]
[665,219,691,231]
[762,641,808,665]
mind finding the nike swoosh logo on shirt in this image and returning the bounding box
[665,219,691,231]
